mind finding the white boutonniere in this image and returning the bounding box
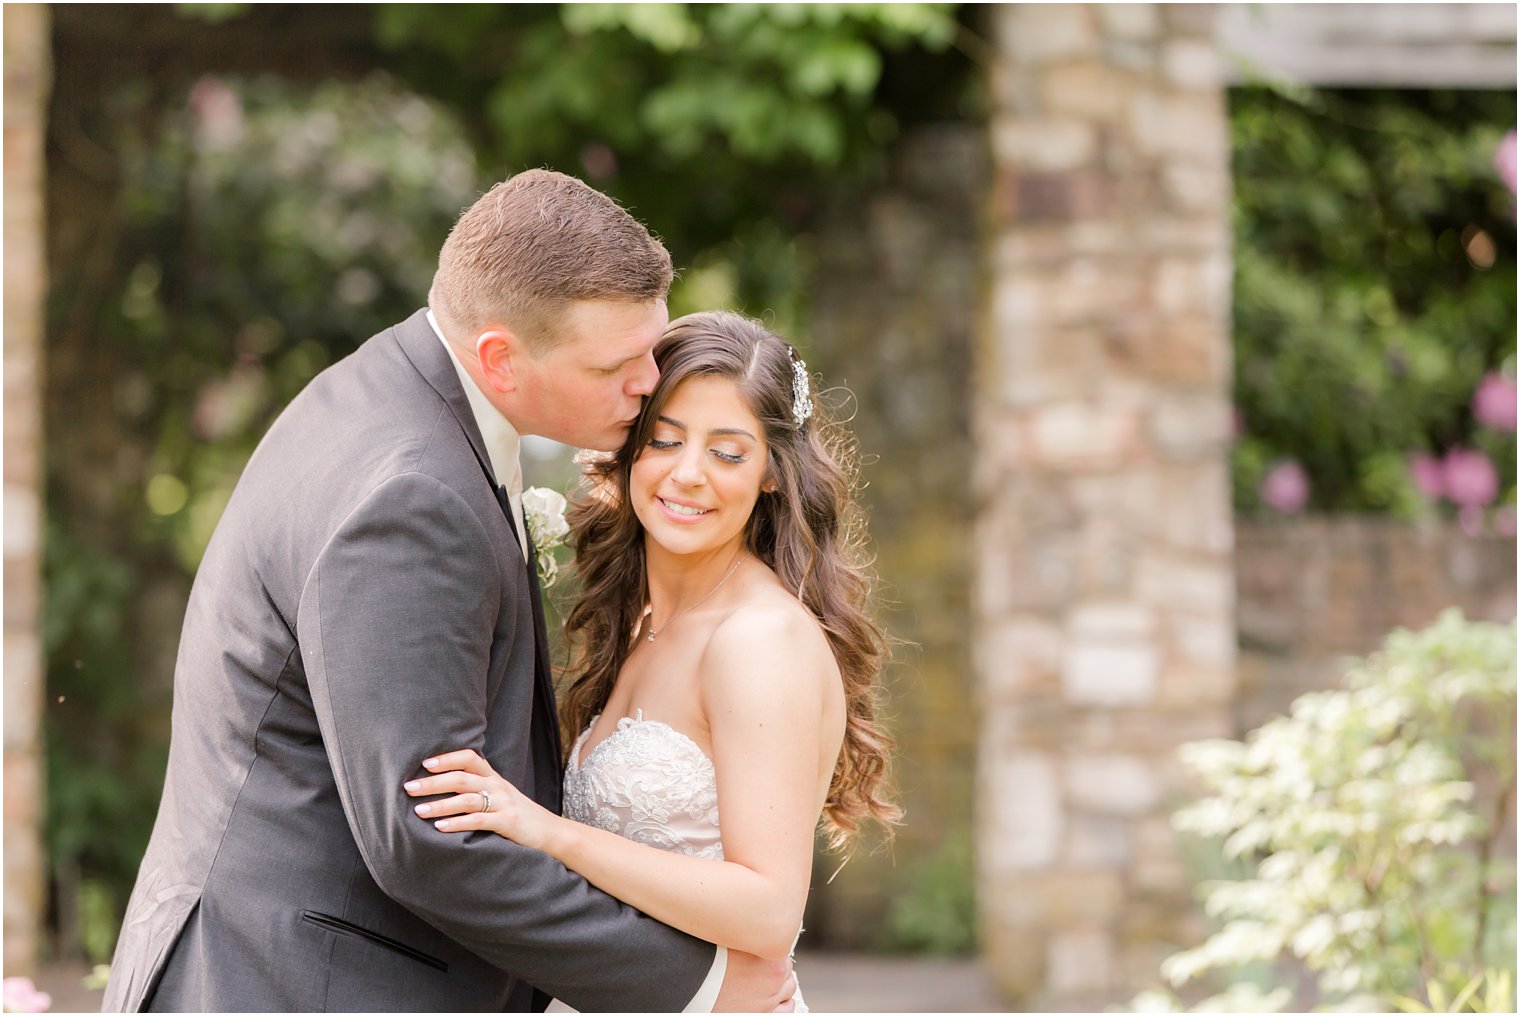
[521,486,570,587]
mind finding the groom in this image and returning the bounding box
[104,171,792,1012]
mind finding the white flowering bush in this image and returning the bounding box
[1132,610,1516,1012]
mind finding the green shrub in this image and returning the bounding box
[874,831,978,955]
[1133,611,1517,1011]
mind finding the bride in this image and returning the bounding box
[404,310,901,1009]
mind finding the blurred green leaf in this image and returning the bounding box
[874,830,978,954]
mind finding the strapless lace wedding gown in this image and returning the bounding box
[564,712,808,1012]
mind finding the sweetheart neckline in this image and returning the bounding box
[571,712,715,773]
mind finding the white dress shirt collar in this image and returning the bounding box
[426,309,527,555]
[425,308,523,499]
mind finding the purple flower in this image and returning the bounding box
[3,977,52,1013]
[1497,130,1518,195]
[1472,372,1517,433]
[1409,453,1446,500]
[1260,459,1310,514]
[1443,448,1499,508]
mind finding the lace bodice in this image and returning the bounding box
[559,711,809,1013]
[563,712,724,861]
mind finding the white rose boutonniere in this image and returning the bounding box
[521,486,570,587]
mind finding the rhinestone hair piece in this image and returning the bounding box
[790,354,814,428]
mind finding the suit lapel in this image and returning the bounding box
[522,523,566,810]
[393,309,563,799]
[391,309,500,520]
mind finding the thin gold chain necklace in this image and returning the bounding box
[643,552,745,642]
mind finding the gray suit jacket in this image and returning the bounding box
[102,310,715,1012]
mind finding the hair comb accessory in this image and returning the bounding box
[790,353,814,428]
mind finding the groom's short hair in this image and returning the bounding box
[431,169,673,352]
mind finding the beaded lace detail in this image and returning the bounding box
[563,712,724,861]
[560,711,810,1012]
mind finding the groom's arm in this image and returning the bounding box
[298,471,726,1012]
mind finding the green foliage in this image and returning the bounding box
[378,4,956,167]
[77,879,122,966]
[43,516,167,954]
[1395,968,1515,1014]
[874,831,978,955]
[1231,87,1516,517]
[1131,611,1517,1011]
[374,3,964,333]
[44,73,483,955]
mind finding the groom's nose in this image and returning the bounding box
[626,351,659,398]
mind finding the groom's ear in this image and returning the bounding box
[475,328,523,394]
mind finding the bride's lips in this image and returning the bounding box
[656,495,714,522]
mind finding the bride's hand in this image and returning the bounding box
[404,750,557,851]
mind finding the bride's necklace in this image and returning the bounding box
[643,552,745,642]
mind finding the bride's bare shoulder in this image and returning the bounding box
[698,591,836,693]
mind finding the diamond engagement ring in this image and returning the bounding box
[478,790,492,814]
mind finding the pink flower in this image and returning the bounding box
[1260,459,1310,514]
[189,76,244,150]
[1409,453,1446,500]
[3,977,52,1013]
[1495,505,1517,537]
[1443,448,1499,507]
[579,142,618,182]
[1497,130,1517,195]
[1472,372,1517,432]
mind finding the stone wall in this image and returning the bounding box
[1236,518,1517,732]
[975,5,1238,1009]
[4,2,52,976]
[803,124,985,946]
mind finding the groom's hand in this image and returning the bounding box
[714,950,796,1012]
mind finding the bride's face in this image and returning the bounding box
[629,375,770,560]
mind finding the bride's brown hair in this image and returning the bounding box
[559,310,901,848]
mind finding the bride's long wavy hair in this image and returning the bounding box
[559,310,901,848]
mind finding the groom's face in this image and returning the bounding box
[510,298,668,451]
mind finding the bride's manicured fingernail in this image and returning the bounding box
[414,804,430,816]
[404,781,420,792]
[423,758,439,768]
[435,819,451,830]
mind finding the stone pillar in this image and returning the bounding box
[976,5,1236,1008]
[4,1,53,976]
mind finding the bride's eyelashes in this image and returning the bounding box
[646,437,748,464]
